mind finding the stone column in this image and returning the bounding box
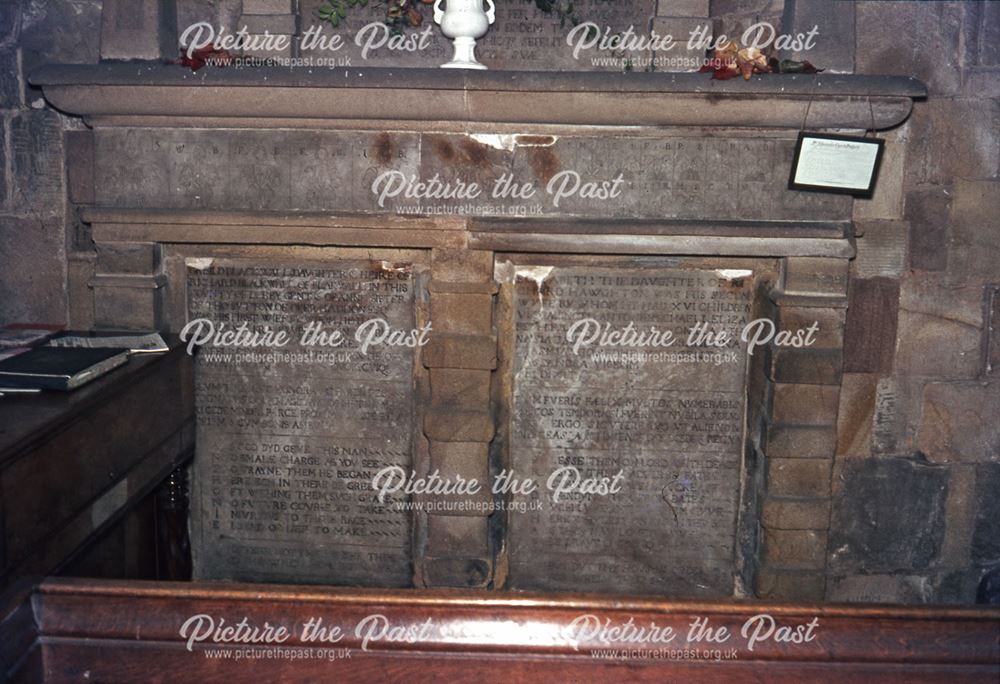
[419,248,498,588]
[757,256,849,600]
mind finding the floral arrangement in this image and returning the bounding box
[699,38,822,80]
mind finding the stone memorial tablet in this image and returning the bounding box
[503,262,753,596]
[188,258,419,586]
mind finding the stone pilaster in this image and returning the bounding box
[419,248,497,588]
[757,255,849,601]
[90,242,166,330]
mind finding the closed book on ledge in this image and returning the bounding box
[0,346,130,391]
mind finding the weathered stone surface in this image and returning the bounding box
[835,373,877,458]
[90,128,854,221]
[829,457,948,574]
[240,13,298,35]
[245,0,295,14]
[177,0,243,35]
[827,574,925,604]
[766,424,836,460]
[423,334,497,370]
[503,262,753,597]
[0,2,19,39]
[426,514,489,556]
[904,99,1000,187]
[780,0,853,73]
[10,109,64,216]
[771,384,839,425]
[65,130,95,205]
[761,497,830,530]
[189,259,419,586]
[972,463,1000,565]
[96,243,159,275]
[854,128,906,221]
[978,2,1000,66]
[767,458,831,499]
[895,277,984,379]
[756,568,825,602]
[857,1,963,96]
[91,278,164,329]
[429,368,491,408]
[784,257,849,296]
[0,217,67,324]
[917,382,1000,464]
[658,0,710,17]
[19,0,102,71]
[0,46,19,109]
[950,180,1000,284]
[762,528,826,570]
[843,277,899,374]
[905,186,951,272]
[424,410,494,442]
[769,348,842,385]
[423,557,491,588]
[101,0,178,61]
[651,16,712,72]
[777,306,845,349]
[851,220,906,280]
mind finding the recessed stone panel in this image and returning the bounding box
[91,128,852,223]
[501,261,754,596]
[188,258,420,586]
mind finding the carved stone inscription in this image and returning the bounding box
[188,259,416,586]
[506,264,752,596]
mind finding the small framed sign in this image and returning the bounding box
[788,132,885,198]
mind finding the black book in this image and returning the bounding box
[0,346,130,391]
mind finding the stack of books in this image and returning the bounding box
[0,326,169,395]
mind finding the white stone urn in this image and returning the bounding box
[433,0,496,70]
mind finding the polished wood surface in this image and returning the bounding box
[0,345,194,589]
[3,578,998,683]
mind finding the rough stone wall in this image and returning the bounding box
[830,1,1000,604]
[0,0,240,326]
[0,0,102,324]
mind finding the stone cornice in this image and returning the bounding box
[33,64,925,130]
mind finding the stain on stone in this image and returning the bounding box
[371,133,395,165]
[528,147,560,186]
[830,456,948,574]
[458,138,493,170]
[433,137,456,163]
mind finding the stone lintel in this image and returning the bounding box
[32,65,925,130]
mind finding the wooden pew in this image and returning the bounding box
[3,578,998,683]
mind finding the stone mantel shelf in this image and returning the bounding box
[33,64,926,130]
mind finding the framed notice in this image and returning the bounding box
[788,132,885,198]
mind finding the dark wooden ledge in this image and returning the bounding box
[2,578,998,682]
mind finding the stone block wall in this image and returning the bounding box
[830,1,1000,604]
[1,0,999,604]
